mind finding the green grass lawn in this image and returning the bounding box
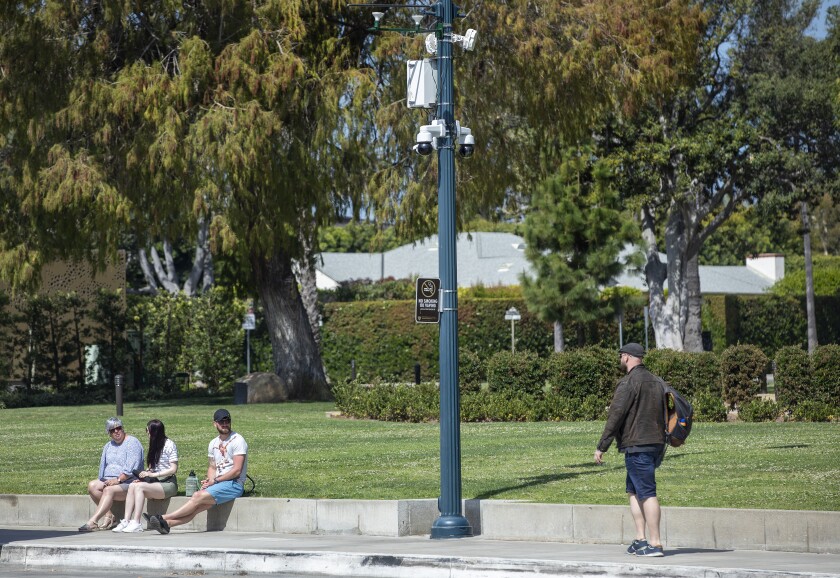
[2,400,838,511]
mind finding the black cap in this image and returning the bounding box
[619,343,645,359]
[213,408,231,422]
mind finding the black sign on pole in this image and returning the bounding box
[415,277,441,323]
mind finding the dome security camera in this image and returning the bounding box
[458,133,475,158]
[414,129,434,156]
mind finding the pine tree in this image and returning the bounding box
[521,148,638,351]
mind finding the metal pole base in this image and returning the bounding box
[430,514,473,539]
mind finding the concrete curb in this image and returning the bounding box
[2,542,837,578]
[2,494,838,553]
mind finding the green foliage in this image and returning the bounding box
[773,345,810,408]
[770,268,840,297]
[461,391,541,422]
[738,398,781,422]
[691,389,728,423]
[459,285,524,299]
[700,205,799,266]
[545,346,617,402]
[644,349,721,398]
[809,344,840,406]
[0,291,11,384]
[320,298,653,384]
[790,400,838,422]
[486,350,547,398]
[521,147,639,332]
[128,292,247,392]
[459,350,484,393]
[720,345,769,409]
[318,223,403,253]
[323,278,415,303]
[332,381,439,423]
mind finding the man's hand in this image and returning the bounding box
[594,450,604,465]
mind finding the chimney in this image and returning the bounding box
[745,253,785,282]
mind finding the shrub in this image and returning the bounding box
[691,389,728,422]
[545,346,617,402]
[486,350,547,398]
[645,349,721,398]
[459,349,484,393]
[720,345,768,409]
[737,398,781,422]
[810,344,840,405]
[773,345,810,408]
[461,391,540,422]
[790,400,838,422]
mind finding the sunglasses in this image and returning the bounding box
[216,418,231,424]
[109,426,124,434]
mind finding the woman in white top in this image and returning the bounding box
[113,419,179,533]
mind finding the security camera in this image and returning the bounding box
[413,129,434,156]
[458,133,475,158]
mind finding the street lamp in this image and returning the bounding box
[350,1,476,540]
[504,307,521,353]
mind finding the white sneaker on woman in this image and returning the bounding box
[111,519,130,533]
[122,520,144,533]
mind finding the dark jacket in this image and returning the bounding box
[597,364,666,453]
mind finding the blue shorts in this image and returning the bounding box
[205,480,244,504]
[625,452,659,500]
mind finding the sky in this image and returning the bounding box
[806,0,839,38]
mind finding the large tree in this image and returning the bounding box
[593,0,828,351]
[0,1,373,399]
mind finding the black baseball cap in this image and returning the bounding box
[619,343,645,359]
[213,408,231,422]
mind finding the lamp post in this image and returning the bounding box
[504,307,521,353]
[350,1,475,539]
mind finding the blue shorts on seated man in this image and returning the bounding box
[206,480,244,505]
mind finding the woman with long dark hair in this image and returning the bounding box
[113,419,179,533]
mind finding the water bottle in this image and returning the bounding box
[185,470,199,497]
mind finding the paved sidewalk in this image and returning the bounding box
[2,526,839,577]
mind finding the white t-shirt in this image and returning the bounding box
[208,432,248,484]
[150,438,178,475]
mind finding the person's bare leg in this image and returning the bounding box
[86,485,128,526]
[628,493,646,541]
[640,496,662,546]
[131,483,166,522]
[161,491,216,528]
[87,479,104,506]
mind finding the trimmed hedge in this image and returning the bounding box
[774,346,810,408]
[720,345,768,409]
[644,349,721,398]
[810,344,840,406]
[545,346,618,402]
[486,350,547,397]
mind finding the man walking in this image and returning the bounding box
[148,408,248,534]
[594,343,666,557]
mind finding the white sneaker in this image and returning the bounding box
[111,519,130,533]
[122,520,144,533]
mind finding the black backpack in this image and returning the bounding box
[661,381,694,447]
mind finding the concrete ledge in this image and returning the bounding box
[1,494,838,553]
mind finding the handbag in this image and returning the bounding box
[133,469,175,484]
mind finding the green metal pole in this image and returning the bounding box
[431,0,472,539]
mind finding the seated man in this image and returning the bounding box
[148,409,248,534]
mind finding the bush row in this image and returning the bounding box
[332,344,840,423]
[332,380,836,424]
[321,295,840,382]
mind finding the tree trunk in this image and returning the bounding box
[641,205,686,351]
[683,254,704,352]
[553,321,565,352]
[297,228,322,350]
[801,201,818,354]
[252,249,331,400]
